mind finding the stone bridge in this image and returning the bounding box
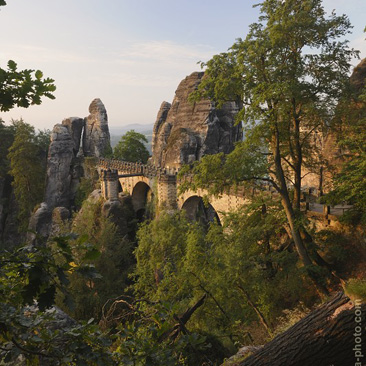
[97,158,348,225]
[98,158,250,223]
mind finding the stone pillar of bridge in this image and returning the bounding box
[157,174,177,211]
[100,169,108,199]
[106,169,119,201]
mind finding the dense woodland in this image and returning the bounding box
[1,0,366,365]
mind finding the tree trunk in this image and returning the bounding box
[237,284,273,337]
[271,127,329,296]
[292,115,302,211]
[233,292,366,366]
[271,130,313,268]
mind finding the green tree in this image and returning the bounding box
[7,120,47,229]
[185,0,358,290]
[114,129,150,163]
[134,205,314,347]
[0,118,16,178]
[0,3,56,111]
[325,85,366,224]
[58,198,135,321]
[0,59,56,112]
[0,236,114,365]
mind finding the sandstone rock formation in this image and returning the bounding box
[28,99,111,245]
[44,99,111,211]
[44,124,75,209]
[350,57,366,92]
[61,117,84,155]
[151,72,242,168]
[83,98,111,157]
[301,58,366,194]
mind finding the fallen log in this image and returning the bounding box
[229,292,366,366]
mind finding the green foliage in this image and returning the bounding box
[0,237,114,365]
[314,230,349,266]
[114,130,150,163]
[0,119,15,178]
[345,278,366,302]
[59,199,134,321]
[273,302,311,336]
[113,301,211,366]
[325,88,366,224]
[190,0,357,195]
[134,204,313,346]
[74,158,100,208]
[182,0,359,285]
[179,140,269,197]
[1,1,55,112]
[7,120,48,229]
[0,60,56,112]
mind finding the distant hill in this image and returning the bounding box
[109,123,154,153]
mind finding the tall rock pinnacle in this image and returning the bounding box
[83,98,111,157]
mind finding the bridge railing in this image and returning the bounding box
[98,158,180,177]
[97,158,351,219]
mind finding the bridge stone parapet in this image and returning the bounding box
[98,158,179,178]
[97,158,347,225]
[98,158,179,212]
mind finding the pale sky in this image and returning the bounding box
[1,0,365,130]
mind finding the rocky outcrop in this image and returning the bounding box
[151,72,242,168]
[28,99,111,245]
[350,58,366,92]
[301,58,366,194]
[27,203,53,244]
[83,98,111,157]
[45,124,75,209]
[61,117,84,155]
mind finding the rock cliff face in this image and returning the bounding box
[151,72,242,168]
[83,98,111,157]
[28,99,111,245]
[43,99,111,211]
[350,58,366,92]
[302,58,366,193]
[62,117,84,155]
[44,124,75,209]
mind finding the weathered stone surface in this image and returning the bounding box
[83,98,111,157]
[44,124,75,209]
[27,202,52,245]
[350,57,366,92]
[152,101,171,162]
[151,72,241,168]
[301,58,366,194]
[61,117,84,155]
[102,195,136,234]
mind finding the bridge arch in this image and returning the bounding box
[132,181,154,221]
[181,195,220,225]
[117,179,123,193]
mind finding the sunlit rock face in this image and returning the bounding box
[301,58,366,193]
[45,124,75,209]
[28,99,112,245]
[350,58,366,92]
[151,72,242,168]
[83,98,111,157]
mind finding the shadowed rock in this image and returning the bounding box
[62,117,84,155]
